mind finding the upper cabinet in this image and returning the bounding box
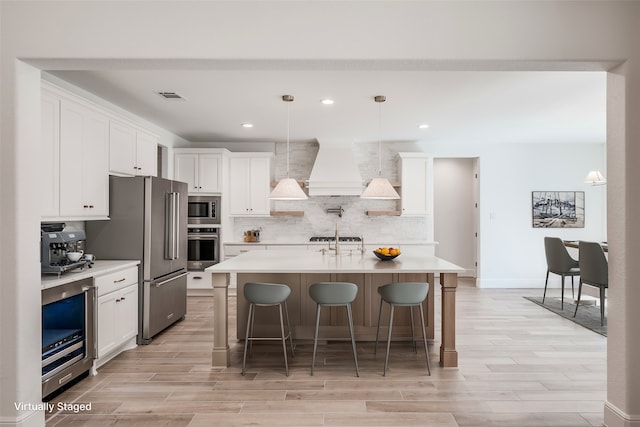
[174,150,223,194]
[42,81,162,221]
[41,90,61,218]
[134,131,159,176]
[58,97,110,219]
[228,153,272,216]
[398,152,433,216]
[109,121,158,177]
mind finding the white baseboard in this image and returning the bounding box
[605,401,640,427]
[0,408,44,427]
[477,278,545,288]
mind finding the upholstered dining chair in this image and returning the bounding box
[574,240,608,325]
[543,236,580,309]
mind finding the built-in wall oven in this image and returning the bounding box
[41,277,96,400]
[188,195,221,225]
[187,226,220,270]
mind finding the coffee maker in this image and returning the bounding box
[41,223,91,276]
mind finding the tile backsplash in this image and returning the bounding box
[231,141,431,243]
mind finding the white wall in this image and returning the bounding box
[422,141,607,288]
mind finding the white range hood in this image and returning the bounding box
[307,140,363,196]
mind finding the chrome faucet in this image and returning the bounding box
[328,224,340,255]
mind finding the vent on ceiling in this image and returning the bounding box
[156,91,186,101]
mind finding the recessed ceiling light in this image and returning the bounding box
[418,124,429,129]
[242,123,253,128]
[321,99,334,105]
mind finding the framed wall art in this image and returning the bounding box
[532,191,585,228]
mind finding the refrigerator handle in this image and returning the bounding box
[174,191,180,260]
[165,192,179,260]
[154,271,188,287]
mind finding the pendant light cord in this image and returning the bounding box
[286,99,291,179]
[377,99,382,176]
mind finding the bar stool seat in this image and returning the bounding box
[309,282,359,377]
[375,282,431,376]
[242,282,295,376]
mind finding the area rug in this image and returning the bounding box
[524,296,607,337]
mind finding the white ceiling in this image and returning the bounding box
[49,69,606,146]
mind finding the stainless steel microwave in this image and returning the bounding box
[187,195,220,225]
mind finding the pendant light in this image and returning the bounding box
[269,95,308,200]
[361,95,400,199]
[584,170,607,186]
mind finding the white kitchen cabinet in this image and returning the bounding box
[109,121,158,177]
[135,130,158,176]
[42,82,162,220]
[41,90,60,218]
[398,153,433,216]
[95,266,138,369]
[266,244,309,251]
[174,152,222,193]
[108,120,136,176]
[187,271,213,293]
[59,97,110,219]
[224,244,267,258]
[228,154,272,216]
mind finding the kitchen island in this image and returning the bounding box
[206,248,464,368]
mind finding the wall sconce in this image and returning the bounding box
[584,170,607,186]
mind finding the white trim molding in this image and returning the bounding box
[0,408,44,427]
[605,401,640,427]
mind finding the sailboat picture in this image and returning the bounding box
[532,191,585,228]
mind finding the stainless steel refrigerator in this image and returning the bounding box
[86,176,188,344]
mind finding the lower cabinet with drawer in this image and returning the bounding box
[93,265,139,372]
[187,271,213,295]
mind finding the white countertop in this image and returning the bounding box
[224,240,438,246]
[41,260,140,290]
[207,248,462,274]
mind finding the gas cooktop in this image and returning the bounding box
[309,236,362,242]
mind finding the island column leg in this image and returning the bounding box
[426,272,435,341]
[211,272,230,368]
[439,272,458,367]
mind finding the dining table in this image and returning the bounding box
[563,240,608,252]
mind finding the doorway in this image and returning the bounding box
[433,157,479,280]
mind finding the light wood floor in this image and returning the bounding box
[45,279,606,426]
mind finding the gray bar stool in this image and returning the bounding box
[242,282,295,376]
[309,282,359,377]
[375,282,431,376]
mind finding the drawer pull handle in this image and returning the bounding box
[114,278,126,283]
[193,276,202,280]
[58,373,73,385]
